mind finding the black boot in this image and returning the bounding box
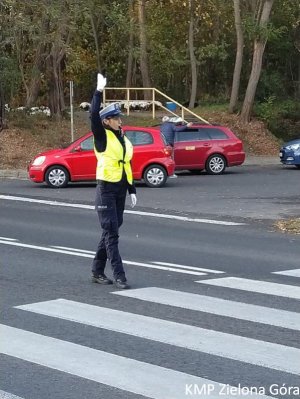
[115,278,130,289]
[92,273,113,285]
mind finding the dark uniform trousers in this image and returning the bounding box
[92,179,127,281]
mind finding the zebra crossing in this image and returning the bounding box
[272,268,300,278]
[1,276,300,399]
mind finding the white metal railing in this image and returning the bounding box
[103,87,210,124]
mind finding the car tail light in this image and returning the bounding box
[164,146,172,156]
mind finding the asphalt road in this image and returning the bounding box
[1,163,300,222]
[1,166,300,399]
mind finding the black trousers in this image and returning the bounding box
[92,180,127,281]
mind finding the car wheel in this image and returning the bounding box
[189,169,203,175]
[143,164,167,188]
[45,165,70,188]
[206,154,226,175]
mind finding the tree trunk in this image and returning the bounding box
[294,24,300,98]
[229,0,244,113]
[26,46,46,108]
[90,13,101,72]
[13,30,29,102]
[296,56,300,99]
[46,45,66,120]
[137,0,151,100]
[126,0,134,87]
[240,0,274,123]
[0,84,5,132]
[188,0,197,109]
[25,16,49,108]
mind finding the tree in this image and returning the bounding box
[137,0,152,99]
[188,0,198,108]
[0,84,4,132]
[126,0,135,87]
[294,22,300,98]
[44,0,77,119]
[240,0,275,123]
[229,0,244,113]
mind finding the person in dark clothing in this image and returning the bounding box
[160,116,193,178]
[90,73,136,290]
[160,116,193,147]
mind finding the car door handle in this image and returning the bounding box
[203,143,211,147]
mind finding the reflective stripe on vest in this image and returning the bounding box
[94,129,133,184]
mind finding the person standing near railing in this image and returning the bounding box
[160,116,193,178]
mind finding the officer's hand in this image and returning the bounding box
[97,73,107,92]
[187,122,193,127]
[130,194,137,208]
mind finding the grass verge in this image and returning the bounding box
[275,219,300,235]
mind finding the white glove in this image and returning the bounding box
[97,73,107,92]
[130,194,137,208]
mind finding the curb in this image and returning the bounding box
[243,156,279,166]
[0,170,28,179]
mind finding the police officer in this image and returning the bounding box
[91,73,137,289]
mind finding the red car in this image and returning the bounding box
[28,126,175,188]
[174,124,245,174]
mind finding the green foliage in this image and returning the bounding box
[0,56,21,101]
[196,42,229,63]
[254,99,300,141]
[1,0,299,117]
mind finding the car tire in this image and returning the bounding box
[45,165,70,188]
[143,164,167,188]
[206,154,226,175]
[189,169,203,175]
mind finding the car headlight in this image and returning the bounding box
[32,156,46,166]
[286,144,300,151]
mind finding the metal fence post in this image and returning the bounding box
[69,81,74,142]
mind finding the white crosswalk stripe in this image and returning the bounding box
[196,277,300,300]
[3,277,300,398]
[16,299,300,375]
[113,287,300,330]
[0,324,273,399]
[273,268,300,278]
[0,390,24,399]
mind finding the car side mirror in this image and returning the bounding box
[73,145,82,152]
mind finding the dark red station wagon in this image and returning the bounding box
[174,124,245,174]
[28,126,175,189]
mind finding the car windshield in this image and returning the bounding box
[60,137,85,149]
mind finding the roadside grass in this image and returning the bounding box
[275,219,300,235]
[194,103,228,115]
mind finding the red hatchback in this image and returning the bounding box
[174,124,245,174]
[28,126,175,188]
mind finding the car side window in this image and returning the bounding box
[204,128,229,140]
[80,136,94,151]
[125,131,154,146]
[176,129,210,142]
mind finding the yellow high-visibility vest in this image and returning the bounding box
[94,129,133,184]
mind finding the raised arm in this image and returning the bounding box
[90,74,107,152]
[174,122,193,133]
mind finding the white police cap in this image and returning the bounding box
[100,103,122,120]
